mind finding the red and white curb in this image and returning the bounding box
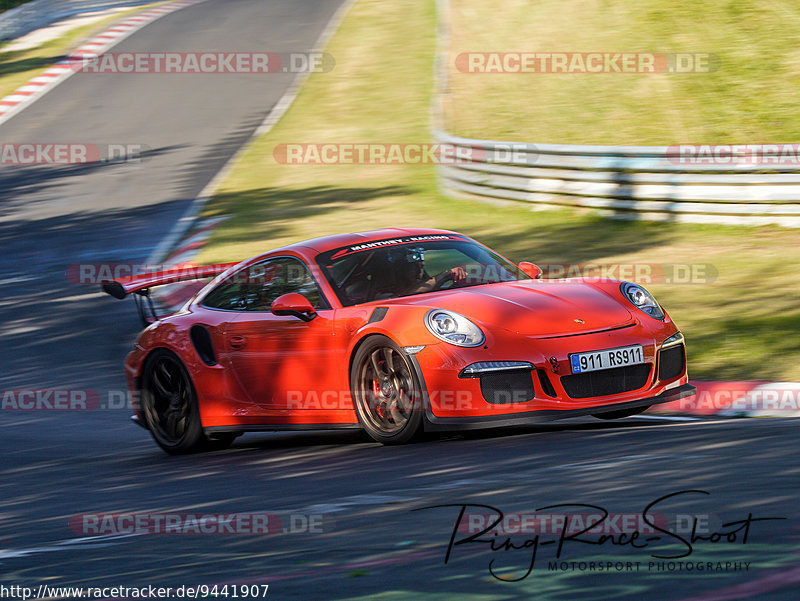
[0,0,207,127]
[148,215,230,311]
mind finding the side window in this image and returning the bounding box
[202,257,327,311]
[201,268,264,311]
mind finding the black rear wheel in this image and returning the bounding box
[351,336,423,444]
[141,349,233,454]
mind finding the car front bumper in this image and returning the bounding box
[409,321,691,424]
[419,381,696,430]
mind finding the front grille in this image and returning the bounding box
[561,364,652,399]
[658,345,685,381]
[480,371,535,404]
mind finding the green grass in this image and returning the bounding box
[0,3,161,100]
[446,0,800,145]
[197,0,800,381]
[0,0,32,13]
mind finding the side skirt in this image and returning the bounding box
[204,423,361,435]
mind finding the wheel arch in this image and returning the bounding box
[137,343,189,380]
[347,331,397,385]
[347,332,427,444]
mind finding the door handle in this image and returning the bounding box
[229,335,247,349]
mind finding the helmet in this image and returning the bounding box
[387,246,426,284]
[387,246,425,264]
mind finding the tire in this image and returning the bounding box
[350,335,424,444]
[140,349,220,454]
[593,406,650,420]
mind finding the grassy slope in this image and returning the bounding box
[0,4,160,99]
[0,0,31,13]
[197,0,800,381]
[447,0,800,145]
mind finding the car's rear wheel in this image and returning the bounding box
[141,349,233,454]
[351,336,423,444]
[593,406,650,420]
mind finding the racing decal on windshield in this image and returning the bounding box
[328,235,466,261]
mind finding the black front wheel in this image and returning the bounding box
[351,336,424,444]
[141,349,233,454]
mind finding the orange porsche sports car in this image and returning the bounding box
[103,228,694,454]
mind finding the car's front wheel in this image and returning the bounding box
[351,336,423,444]
[141,349,233,454]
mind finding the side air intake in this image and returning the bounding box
[190,325,217,366]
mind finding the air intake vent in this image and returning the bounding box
[658,345,685,381]
[536,369,557,397]
[480,371,535,404]
[190,325,217,366]
[368,307,388,323]
[561,364,651,399]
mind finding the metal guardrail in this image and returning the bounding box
[433,0,800,227]
[0,0,152,42]
[434,132,800,226]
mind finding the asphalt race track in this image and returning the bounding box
[1,2,799,600]
[2,417,799,600]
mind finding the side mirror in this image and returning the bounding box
[518,261,543,279]
[271,293,317,322]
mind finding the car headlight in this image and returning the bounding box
[424,309,485,347]
[621,282,665,321]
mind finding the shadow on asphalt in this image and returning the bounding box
[191,416,691,454]
[0,144,184,208]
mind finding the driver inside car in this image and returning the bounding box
[394,246,467,295]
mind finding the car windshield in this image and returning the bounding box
[316,235,528,306]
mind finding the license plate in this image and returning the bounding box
[569,345,644,374]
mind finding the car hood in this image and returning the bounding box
[394,280,635,337]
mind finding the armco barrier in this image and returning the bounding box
[0,0,152,41]
[434,131,800,227]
